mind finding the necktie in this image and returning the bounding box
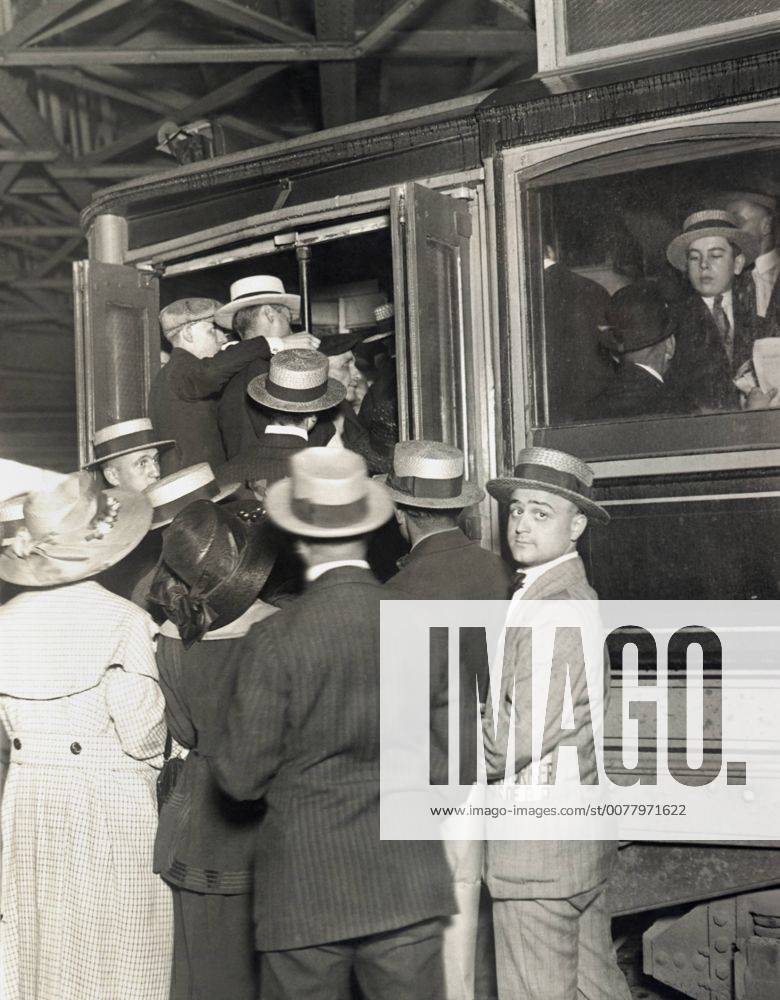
[510,570,527,595]
[712,294,733,363]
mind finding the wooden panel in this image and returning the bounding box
[73,260,159,466]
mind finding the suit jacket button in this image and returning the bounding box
[12,738,20,749]
[70,742,82,755]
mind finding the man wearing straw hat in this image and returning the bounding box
[382,439,510,1000]
[84,418,175,493]
[215,276,320,459]
[151,296,297,478]
[665,209,760,411]
[483,447,630,1000]
[207,448,455,999]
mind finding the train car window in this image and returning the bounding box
[523,145,780,459]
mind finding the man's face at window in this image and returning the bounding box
[102,448,160,493]
[506,487,586,568]
[725,198,773,245]
[185,319,227,358]
[328,351,361,402]
[686,236,745,296]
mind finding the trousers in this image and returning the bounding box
[492,884,632,1000]
[259,917,446,1000]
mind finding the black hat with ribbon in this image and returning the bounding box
[248,348,345,413]
[148,499,277,648]
[379,440,484,509]
[145,463,239,530]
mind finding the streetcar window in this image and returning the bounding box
[528,147,780,439]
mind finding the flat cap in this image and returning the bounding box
[159,297,222,336]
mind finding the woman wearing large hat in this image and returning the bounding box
[0,472,173,1000]
[148,499,278,1000]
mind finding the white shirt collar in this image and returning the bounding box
[306,559,369,582]
[513,550,578,597]
[265,424,308,440]
[701,289,733,324]
[157,600,278,641]
[754,248,780,275]
[633,362,664,383]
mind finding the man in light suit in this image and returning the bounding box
[207,448,455,1000]
[483,446,631,1000]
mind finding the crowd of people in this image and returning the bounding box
[4,207,747,1000]
[549,189,780,423]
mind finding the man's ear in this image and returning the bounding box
[733,251,746,276]
[570,512,587,542]
[102,463,119,487]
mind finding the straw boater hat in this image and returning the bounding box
[83,418,175,469]
[381,440,484,509]
[266,447,394,538]
[148,500,277,648]
[214,275,301,329]
[666,209,760,272]
[486,446,609,525]
[248,349,345,413]
[159,297,222,339]
[722,189,777,212]
[0,471,152,587]
[145,463,239,530]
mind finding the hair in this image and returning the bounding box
[264,408,313,427]
[233,305,265,339]
[401,507,461,529]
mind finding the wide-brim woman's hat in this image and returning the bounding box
[486,446,609,525]
[266,447,394,538]
[214,275,301,328]
[0,492,28,543]
[248,348,345,413]
[145,463,239,529]
[149,499,277,646]
[666,209,760,272]
[83,417,175,468]
[0,471,152,587]
[380,440,484,509]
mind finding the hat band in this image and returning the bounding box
[513,463,592,498]
[684,218,739,234]
[291,496,368,528]
[233,289,288,303]
[388,472,463,499]
[153,479,220,523]
[266,378,327,403]
[93,429,157,461]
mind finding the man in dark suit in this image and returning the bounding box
[214,275,320,460]
[484,447,631,1000]
[665,210,760,412]
[583,281,680,420]
[725,190,780,338]
[150,298,281,476]
[208,448,455,999]
[382,439,510,1000]
[542,249,613,423]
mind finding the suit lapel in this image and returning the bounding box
[522,556,587,601]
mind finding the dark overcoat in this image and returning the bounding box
[583,363,682,420]
[149,339,271,475]
[206,565,455,951]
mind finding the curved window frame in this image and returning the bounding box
[501,99,780,474]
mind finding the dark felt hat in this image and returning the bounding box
[149,499,277,647]
[600,281,671,353]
